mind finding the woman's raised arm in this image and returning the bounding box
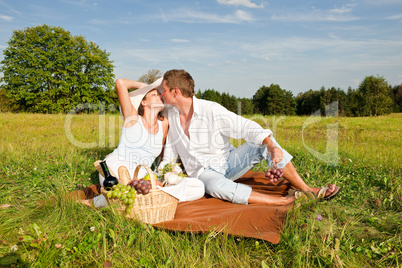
[115,79,148,120]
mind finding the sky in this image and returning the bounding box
[1,0,402,98]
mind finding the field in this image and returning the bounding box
[0,112,401,267]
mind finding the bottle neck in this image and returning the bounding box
[100,161,111,177]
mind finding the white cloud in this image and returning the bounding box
[272,4,359,22]
[170,39,190,43]
[262,55,270,61]
[0,14,13,22]
[386,13,402,19]
[217,0,263,8]
[166,8,254,23]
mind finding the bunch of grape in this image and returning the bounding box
[265,168,284,182]
[106,183,137,214]
[128,178,152,195]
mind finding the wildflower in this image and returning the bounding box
[55,243,62,248]
[10,245,18,252]
[90,226,96,232]
[316,214,322,222]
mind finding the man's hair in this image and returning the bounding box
[163,69,194,98]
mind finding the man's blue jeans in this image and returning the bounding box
[198,136,293,204]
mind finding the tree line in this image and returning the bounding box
[197,76,401,117]
[1,24,401,116]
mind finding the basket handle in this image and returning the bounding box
[133,164,157,190]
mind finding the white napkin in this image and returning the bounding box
[157,180,187,202]
[157,177,205,202]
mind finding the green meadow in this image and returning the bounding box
[0,112,401,267]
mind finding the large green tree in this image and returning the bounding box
[357,75,393,116]
[0,24,115,113]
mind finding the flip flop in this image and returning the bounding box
[316,185,341,201]
[288,189,316,200]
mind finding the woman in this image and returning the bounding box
[99,77,168,185]
[89,77,204,208]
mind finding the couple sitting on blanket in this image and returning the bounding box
[94,69,340,207]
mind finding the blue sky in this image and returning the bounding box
[1,0,402,98]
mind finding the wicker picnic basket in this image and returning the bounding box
[99,163,178,224]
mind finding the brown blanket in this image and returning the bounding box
[73,171,292,244]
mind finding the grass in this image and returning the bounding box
[0,112,401,267]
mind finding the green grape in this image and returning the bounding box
[107,191,112,198]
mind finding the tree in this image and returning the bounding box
[357,75,393,116]
[253,84,295,115]
[201,89,221,104]
[390,84,402,113]
[238,98,254,115]
[138,69,162,84]
[0,24,115,113]
[283,90,297,115]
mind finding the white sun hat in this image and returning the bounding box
[128,77,164,111]
[119,77,164,118]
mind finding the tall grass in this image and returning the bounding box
[0,112,401,267]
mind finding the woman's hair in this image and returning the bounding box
[163,69,194,98]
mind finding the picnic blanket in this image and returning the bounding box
[73,171,293,244]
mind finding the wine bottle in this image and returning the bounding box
[100,160,119,190]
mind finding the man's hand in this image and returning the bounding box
[269,146,283,169]
[262,136,283,169]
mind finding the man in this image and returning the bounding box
[159,69,340,205]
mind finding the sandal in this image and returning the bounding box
[316,185,341,201]
[288,189,316,200]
